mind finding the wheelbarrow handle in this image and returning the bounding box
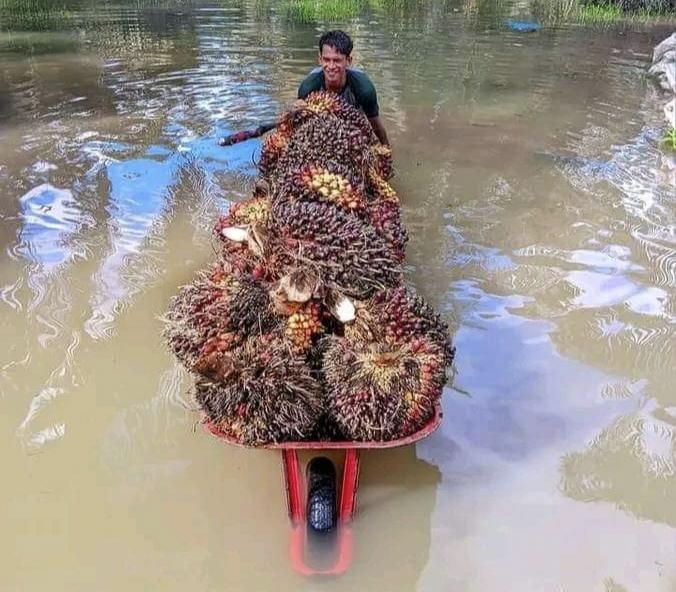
[218,121,278,146]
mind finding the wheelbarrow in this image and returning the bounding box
[203,401,443,576]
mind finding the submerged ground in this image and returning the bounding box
[0,1,675,590]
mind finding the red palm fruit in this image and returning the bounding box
[269,200,401,298]
[162,264,279,368]
[367,199,408,261]
[217,241,257,275]
[369,143,394,180]
[321,335,446,441]
[345,286,455,366]
[259,130,289,175]
[193,334,324,445]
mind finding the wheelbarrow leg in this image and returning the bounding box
[283,448,360,576]
[281,449,303,524]
[339,449,360,522]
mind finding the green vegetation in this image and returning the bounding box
[532,0,676,25]
[577,2,624,22]
[285,0,361,21]
[661,128,676,152]
[577,2,675,23]
[0,0,74,31]
[282,0,428,22]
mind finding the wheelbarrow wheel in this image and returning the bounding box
[306,457,337,533]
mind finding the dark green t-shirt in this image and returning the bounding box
[298,68,379,118]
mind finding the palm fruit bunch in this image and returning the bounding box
[259,130,290,175]
[260,91,373,176]
[284,301,324,354]
[366,168,399,203]
[277,114,371,172]
[217,240,261,277]
[214,196,270,232]
[270,200,401,298]
[346,286,455,366]
[321,334,447,441]
[278,92,374,141]
[193,334,323,445]
[302,91,374,139]
[367,199,407,261]
[369,143,394,180]
[164,91,455,445]
[162,262,278,368]
[273,163,366,214]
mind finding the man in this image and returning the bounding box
[298,30,389,146]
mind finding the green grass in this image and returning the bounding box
[661,128,676,152]
[286,0,361,21]
[577,2,623,22]
[0,1,74,31]
[531,0,676,25]
[578,2,674,23]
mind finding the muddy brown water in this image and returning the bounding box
[1,2,675,590]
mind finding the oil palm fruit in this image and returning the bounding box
[346,286,455,366]
[277,114,371,172]
[193,334,323,445]
[273,163,366,214]
[269,200,401,298]
[369,143,394,180]
[284,301,324,354]
[214,196,271,232]
[367,199,407,261]
[322,335,446,441]
[366,168,399,203]
[162,263,278,367]
[259,130,289,175]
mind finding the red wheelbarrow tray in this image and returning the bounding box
[201,402,443,577]
[202,400,443,449]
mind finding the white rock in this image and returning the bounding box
[649,33,676,94]
[664,99,676,128]
[652,32,676,64]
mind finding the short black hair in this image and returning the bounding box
[319,30,353,57]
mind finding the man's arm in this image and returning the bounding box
[368,116,389,146]
[352,72,389,145]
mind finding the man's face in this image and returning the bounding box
[319,44,352,86]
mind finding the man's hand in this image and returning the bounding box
[368,116,389,146]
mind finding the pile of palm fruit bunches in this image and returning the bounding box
[163,91,455,445]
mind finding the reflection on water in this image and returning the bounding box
[18,183,81,269]
[562,401,675,526]
[1,1,675,590]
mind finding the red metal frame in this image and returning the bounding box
[283,448,360,576]
[204,403,443,576]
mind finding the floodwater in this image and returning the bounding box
[1,1,675,590]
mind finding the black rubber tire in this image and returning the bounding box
[306,457,337,533]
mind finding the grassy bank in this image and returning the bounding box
[286,0,362,20]
[531,0,676,25]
